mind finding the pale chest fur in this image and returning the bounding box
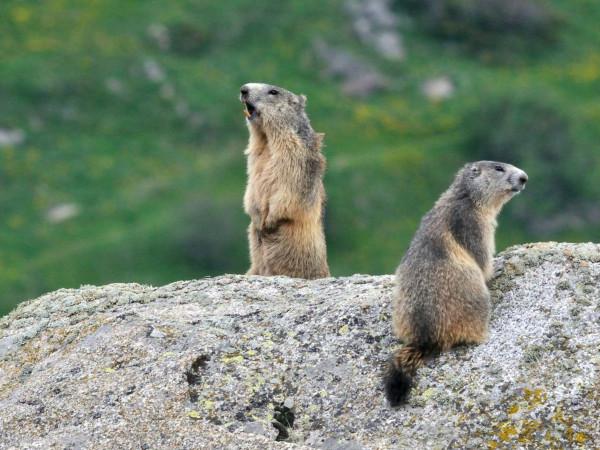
[243,128,276,223]
[481,217,497,280]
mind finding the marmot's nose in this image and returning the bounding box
[518,172,528,185]
[240,85,249,99]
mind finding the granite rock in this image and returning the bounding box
[0,242,598,449]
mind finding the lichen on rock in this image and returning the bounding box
[0,242,598,448]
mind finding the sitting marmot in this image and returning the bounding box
[385,161,528,406]
[240,83,329,279]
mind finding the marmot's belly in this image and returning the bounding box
[261,222,327,272]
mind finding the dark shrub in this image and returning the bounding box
[464,97,588,220]
[168,22,211,56]
[395,0,561,58]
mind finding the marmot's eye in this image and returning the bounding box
[268,89,279,95]
[494,165,505,172]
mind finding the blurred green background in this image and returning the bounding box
[1,0,599,315]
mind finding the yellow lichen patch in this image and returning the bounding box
[201,400,214,411]
[517,419,543,443]
[221,354,244,364]
[498,422,518,441]
[187,410,201,419]
[552,407,573,426]
[455,413,468,424]
[523,387,547,406]
[154,326,177,338]
[487,396,594,449]
[244,374,265,395]
[573,432,588,444]
[565,427,589,444]
[550,406,592,445]
[338,324,349,335]
[421,388,436,400]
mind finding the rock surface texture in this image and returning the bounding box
[1,242,599,449]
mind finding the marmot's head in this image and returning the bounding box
[240,83,308,133]
[456,161,528,209]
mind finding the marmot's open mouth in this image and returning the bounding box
[243,101,258,120]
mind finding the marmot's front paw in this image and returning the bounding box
[261,214,279,233]
[492,260,504,279]
[259,203,271,229]
[260,214,272,232]
[261,216,292,235]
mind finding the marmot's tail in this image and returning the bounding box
[383,344,430,406]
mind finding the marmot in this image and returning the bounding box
[240,83,330,279]
[384,161,528,406]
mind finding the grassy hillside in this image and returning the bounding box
[1,0,599,315]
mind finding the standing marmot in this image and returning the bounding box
[240,83,330,279]
[384,161,528,406]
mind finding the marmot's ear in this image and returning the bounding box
[298,94,307,107]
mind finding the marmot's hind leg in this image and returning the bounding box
[260,224,329,279]
[441,268,491,348]
[456,324,489,346]
[247,224,265,275]
[444,310,489,348]
[246,266,260,275]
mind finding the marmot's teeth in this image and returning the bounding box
[243,109,251,118]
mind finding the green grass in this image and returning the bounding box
[1,0,599,315]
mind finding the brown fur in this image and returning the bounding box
[384,161,528,406]
[240,83,329,279]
